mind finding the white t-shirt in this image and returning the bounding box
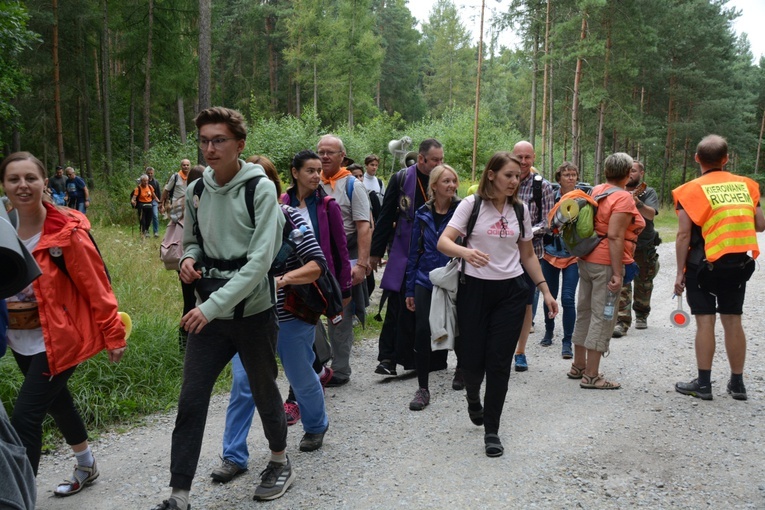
[447,195,533,281]
[321,175,370,258]
[7,232,46,356]
[363,173,384,195]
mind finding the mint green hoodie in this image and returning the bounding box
[182,161,284,321]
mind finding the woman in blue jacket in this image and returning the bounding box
[404,164,461,411]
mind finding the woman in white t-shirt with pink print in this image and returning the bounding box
[438,151,558,458]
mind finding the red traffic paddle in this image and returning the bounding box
[670,295,690,328]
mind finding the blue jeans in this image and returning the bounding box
[222,318,328,468]
[541,259,579,344]
[151,200,159,235]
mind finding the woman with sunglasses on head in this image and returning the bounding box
[437,151,558,458]
[0,152,126,496]
[539,162,581,359]
[404,164,462,411]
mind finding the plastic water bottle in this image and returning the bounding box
[271,225,308,274]
[288,226,306,244]
[603,289,618,320]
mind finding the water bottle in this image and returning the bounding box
[271,225,308,274]
[603,289,618,320]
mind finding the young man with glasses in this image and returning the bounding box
[152,107,292,510]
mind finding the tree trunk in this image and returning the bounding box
[177,96,186,144]
[295,69,302,117]
[756,107,764,174]
[539,0,551,175]
[529,27,539,144]
[661,72,676,203]
[129,89,135,174]
[101,0,112,175]
[143,0,154,161]
[681,135,690,185]
[571,15,587,169]
[594,15,611,185]
[53,0,65,165]
[471,0,485,181]
[313,59,318,116]
[198,0,211,165]
[547,45,554,177]
[348,75,354,128]
[266,13,278,112]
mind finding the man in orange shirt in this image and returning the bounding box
[673,135,765,401]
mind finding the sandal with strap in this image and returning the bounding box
[580,374,621,390]
[484,433,504,458]
[54,460,99,497]
[466,395,484,426]
[567,364,585,379]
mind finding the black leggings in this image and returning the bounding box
[456,274,528,435]
[139,203,153,234]
[11,351,88,475]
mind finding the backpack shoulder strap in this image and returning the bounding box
[345,177,354,202]
[192,179,206,253]
[513,201,525,240]
[243,176,263,226]
[593,186,622,202]
[532,174,543,224]
[460,195,483,284]
[51,231,111,284]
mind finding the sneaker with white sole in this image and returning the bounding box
[284,400,300,426]
[635,317,647,329]
[612,322,628,338]
[253,457,295,501]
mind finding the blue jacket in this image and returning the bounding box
[405,199,460,297]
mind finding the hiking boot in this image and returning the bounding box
[284,401,300,426]
[561,343,573,360]
[675,378,713,400]
[727,379,747,401]
[253,457,295,501]
[54,459,99,496]
[325,375,349,387]
[375,360,397,376]
[299,426,328,452]
[409,388,430,411]
[539,332,553,347]
[635,317,647,330]
[612,323,628,338]
[514,354,528,372]
[318,366,334,388]
[151,498,190,510]
[211,457,247,483]
[451,368,465,391]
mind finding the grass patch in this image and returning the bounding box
[654,204,679,243]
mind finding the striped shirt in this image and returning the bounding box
[275,205,327,322]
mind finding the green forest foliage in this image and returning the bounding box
[1,0,764,210]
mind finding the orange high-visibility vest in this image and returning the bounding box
[672,170,760,262]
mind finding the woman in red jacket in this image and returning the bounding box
[1,152,126,497]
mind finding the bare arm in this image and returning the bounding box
[755,205,765,232]
[674,208,692,295]
[276,260,322,290]
[635,197,656,221]
[353,219,372,285]
[606,212,631,292]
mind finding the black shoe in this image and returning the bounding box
[466,395,484,426]
[252,457,295,501]
[539,332,553,347]
[324,375,349,387]
[151,499,190,510]
[727,379,747,401]
[451,368,465,391]
[375,360,397,376]
[675,378,713,400]
[299,425,328,452]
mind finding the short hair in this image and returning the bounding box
[0,152,46,182]
[188,165,205,183]
[55,165,63,171]
[477,151,522,205]
[604,152,634,181]
[65,167,75,174]
[194,107,247,140]
[139,174,149,181]
[427,164,459,200]
[347,163,363,172]
[419,138,443,155]
[317,134,345,153]
[554,161,579,183]
[633,160,644,173]
[246,155,281,197]
[696,135,728,166]
[364,154,380,165]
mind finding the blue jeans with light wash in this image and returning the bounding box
[151,200,159,235]
[541,258,579,344]
[222,318,328,468]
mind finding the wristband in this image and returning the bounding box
[535,280,547,288]
[356,263,370,270]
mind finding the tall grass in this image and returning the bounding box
[0,213,232,446]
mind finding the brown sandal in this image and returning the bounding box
[567,364,585,379]
[580,374,621,390]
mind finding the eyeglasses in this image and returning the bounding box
[197,137,237,150]
[499,216,508,239]
[317,150,342,157]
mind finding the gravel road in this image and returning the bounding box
[33,238,765,509]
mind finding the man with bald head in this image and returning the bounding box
[513,141,555,370]
[318,134,372,386]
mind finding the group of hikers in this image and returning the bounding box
[0,104,761,509]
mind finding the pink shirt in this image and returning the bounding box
[447,195,533,281]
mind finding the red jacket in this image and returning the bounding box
[33,203,126,375]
